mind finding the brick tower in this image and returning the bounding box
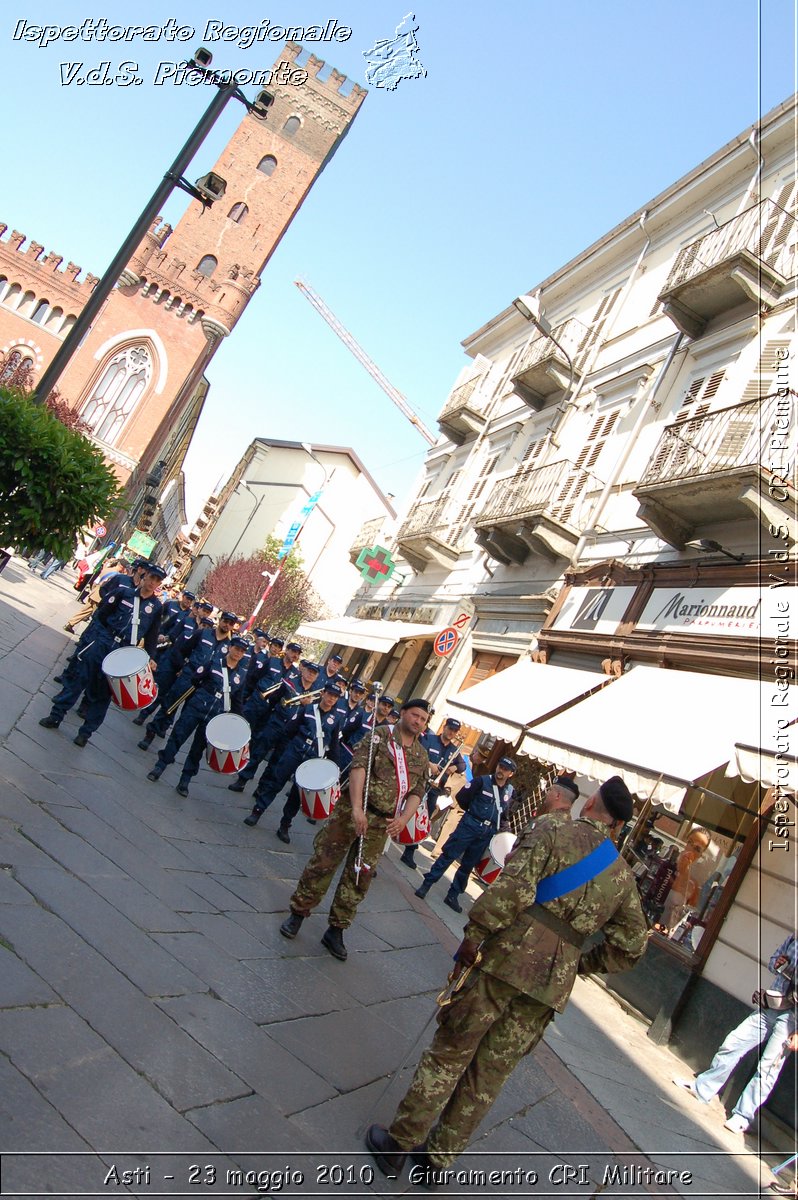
[0,43,365,494]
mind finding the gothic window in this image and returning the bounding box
[228,202,248,224]
[31,299,50,324]
[257,155,277,176]
[196,255,217,277]
[282,116,301,136]
[80,344,152,445]
[0,349,34,387]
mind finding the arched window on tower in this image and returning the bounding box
[31,299,50,325]
[282,117,300,137]
[228,202,248,224]
[196,255,217,277]
[257,155,277,176]
[0,349,34,388]
[3,283,21,308]
[80,344,152,445]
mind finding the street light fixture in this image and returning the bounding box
[685,538,746,562]
[33,50,274,405]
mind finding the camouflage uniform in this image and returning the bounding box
[387,811,648,1166]
[289,728,428,929]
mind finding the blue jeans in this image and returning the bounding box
[693,1006,795,1125]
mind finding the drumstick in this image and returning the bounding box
[165,685,195,717]
[353,681,383,886]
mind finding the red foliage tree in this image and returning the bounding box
[200,537,326,633]
[0,350,90,432]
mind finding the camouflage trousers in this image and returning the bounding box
[388,970,554,1166]
[289,797,389,928]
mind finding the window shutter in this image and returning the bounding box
[577,287,622,362]
[521,436,546,465]
[740,338,792,403]
[552,409,619,524]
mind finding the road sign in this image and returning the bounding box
[127,530,156,557]
[433,627,459,657]
[93,524,107,538]
[453,612,470,629]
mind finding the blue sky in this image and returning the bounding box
[4,1,796,521]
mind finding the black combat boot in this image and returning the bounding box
[227,777,246,792]
[365,1125,407,1177]
[321,925,347,960]
[147,764,165,782]
[275,822,291,844]
[444,891,462,913]
[400,846,418,869]
[137,729,155,751]
[243,806,264,827]
[175,777,190,797]
[39,714,61,729]
[415,881,431,899]
[279,912,304,939]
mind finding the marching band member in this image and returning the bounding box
[243,681,345,829]
[414,757,517,913]
[146,636,249,797]
[278,697,430,962]
[243,628,270,700]
[40,565,166,746]
[228,659,321,793]
[400,717,467,871]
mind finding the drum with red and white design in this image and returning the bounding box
[205,713,251,774]
[102,646,158,710]
[476,831,517,885]
[394,796,431,845]
[295,757,341,820]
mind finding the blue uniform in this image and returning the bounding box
[49,579,163,741]
[251,701,344,818]
[233,675,308,789]
[146,628,232,738]
[420,773,513,901]
[334,701,368,777]
[153,657,247,789]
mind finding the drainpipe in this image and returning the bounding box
[735,128,763,216]
[568,331,686,567]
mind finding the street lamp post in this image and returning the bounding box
[33,53,274,406]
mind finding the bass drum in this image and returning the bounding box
[476,831,517,885]
[296,757,341,820]
[206,713,251,774]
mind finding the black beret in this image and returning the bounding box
[554,776,580,800]
[599,775,634,822]
[401,697,431,713]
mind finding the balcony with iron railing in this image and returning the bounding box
[510,318,589,409]
[633,392,797,547]
[396,495,464,571]
[474,459,597,563]
[348,515,387,563]
[437,375,491,444]
[657,199,798,338]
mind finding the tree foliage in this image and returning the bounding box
[200,535,327,632]
[0,386,122,558]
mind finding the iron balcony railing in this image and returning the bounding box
[513,317,589,378]
[663,199,797,293]
[397,495,463,547]
[638,393,796,487]
[438,374,489,424]
[477,459,594,529]
[350,515,385,553]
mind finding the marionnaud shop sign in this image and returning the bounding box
[638,586,795,637]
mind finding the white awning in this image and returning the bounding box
[521,666,772,810]
[293,616,437,654]
[446,658,607,743]
[732,743,798,794]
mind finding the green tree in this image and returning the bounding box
[0,386,122,559]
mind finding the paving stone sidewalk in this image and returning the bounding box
[0,557,788,1198]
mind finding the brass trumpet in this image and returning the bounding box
[429,734,466,788]
[254,679,284,699]
[281,687,324,707]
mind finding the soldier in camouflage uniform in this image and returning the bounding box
[366,775,648,1185]
[279,697,431,961]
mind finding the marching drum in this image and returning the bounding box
[295,757,341,821]
[476,831,518,885]
[205,713,251,774]
[394,797,432,845]
[102,646,158,711]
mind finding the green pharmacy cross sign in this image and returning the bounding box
[356,544,396,585]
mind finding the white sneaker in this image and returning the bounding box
[672,1076,697,1095]
[724,1114,748,1134]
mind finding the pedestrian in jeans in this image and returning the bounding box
[673,933,797,1133]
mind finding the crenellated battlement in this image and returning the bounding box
[0,224,99,293]
[283,40,367,109]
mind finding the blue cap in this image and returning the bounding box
[301,659,321,672]
[144,564,167,580]
[220,611,237,623]
[229,635,249,650]
[182,590,196,600]
[323,682,343,697]
[254,628,267,638]
[498,757,517,772]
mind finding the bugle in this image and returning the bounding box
[429,734,466,788]
[282,687,324,707]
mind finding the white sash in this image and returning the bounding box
[130,595,141,646]
[312,706,324,757]
[492,784,502,828]
[388,732,410,810]
[221,667,230,713]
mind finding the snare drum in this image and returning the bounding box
[476,831,517,885]
[295,757,341,820]
[102,646,157,710]
[394,796,432,845]
[205,713,251,774]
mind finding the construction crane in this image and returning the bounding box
[294,278,437,446]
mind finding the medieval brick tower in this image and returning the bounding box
[0,43,365,504]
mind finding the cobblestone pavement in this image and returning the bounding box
[0,557,789,1197]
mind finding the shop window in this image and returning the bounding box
[195,255,217,277]
[80,344,152,444]
[257,155,277,176]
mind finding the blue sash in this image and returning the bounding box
[535,839,619,903]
